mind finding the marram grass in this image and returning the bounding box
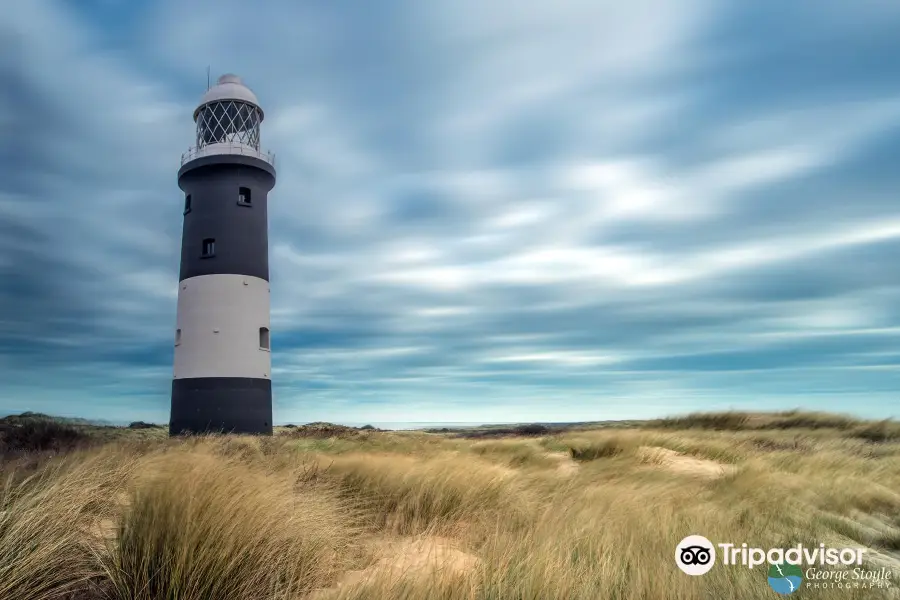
[0,411,897,599]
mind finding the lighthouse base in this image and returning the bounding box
[169,377,273,435]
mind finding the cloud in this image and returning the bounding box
[2,0,900,423]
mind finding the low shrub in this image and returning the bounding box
[568,439,629,462]
[0,419,90,457]
[849,420,900,443]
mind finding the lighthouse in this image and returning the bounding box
[170,74,277,435]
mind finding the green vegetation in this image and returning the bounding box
[650,410,900,442]
[0,410,898,599]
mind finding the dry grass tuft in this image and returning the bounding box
[323,453,527,536]
[98,448,356,600]
[0,451,133,600]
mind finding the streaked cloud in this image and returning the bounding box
[1,0,899,423]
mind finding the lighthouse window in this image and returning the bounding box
[238,187,252,206]
[201,238,216,258]
[175,329,182,346]
[184,194,192,214]
[259,327,270,350]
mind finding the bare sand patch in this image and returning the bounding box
[486,463,519,479]
[93,518,117,542]
[87,491,131,547]
[637,446,735,479]
[543,452,579,476]
[316,536,480,593]
[824,512,900,572]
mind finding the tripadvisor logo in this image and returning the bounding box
[675,535,716,576]
[768,563,803,595]
[675,536,866,573]
[676,535,867,594]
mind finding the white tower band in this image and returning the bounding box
[170,74,277,435]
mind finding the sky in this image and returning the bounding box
[2,0,900,425]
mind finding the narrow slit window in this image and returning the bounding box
[259,327,270,350]
[201,238,216,257]
[238,187,252,205]
[184,194,192,213]
[175,329,182,346]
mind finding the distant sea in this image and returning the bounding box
[0,414,520,430]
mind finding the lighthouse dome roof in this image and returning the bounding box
[193,74,263,120]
